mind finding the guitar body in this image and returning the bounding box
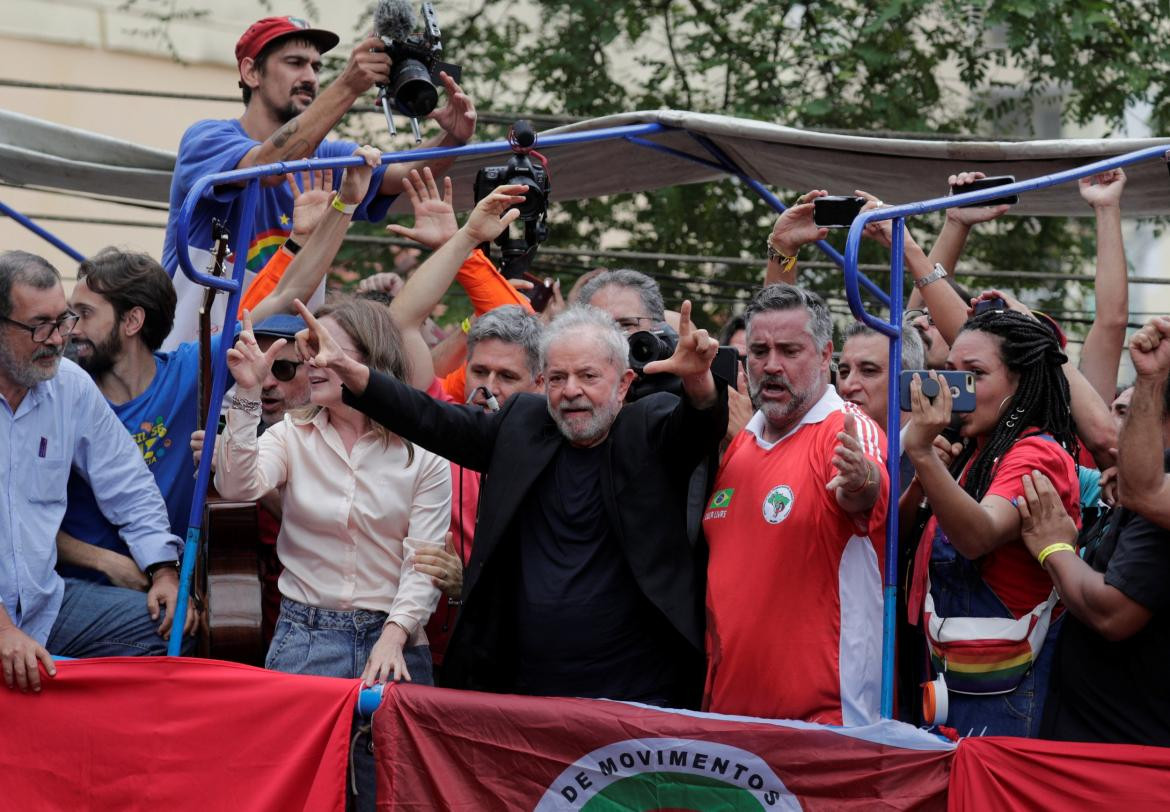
[198,496,265,666]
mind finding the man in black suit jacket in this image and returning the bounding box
[297,299,727,708]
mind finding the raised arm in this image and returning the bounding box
[240,37,390,185]
[295,298,503,472]
[1117,317,1170,524]
[1077,169,1128,402]
[250,145,381,323]
[378,71,477,196]
[764,190,828,286]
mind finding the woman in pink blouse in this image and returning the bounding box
[215,297,451,687]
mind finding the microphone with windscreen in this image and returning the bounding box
[373,0,461,143]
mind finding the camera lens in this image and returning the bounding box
[505,175,545,220]
[627,330,669,373]
[391,59,439,117]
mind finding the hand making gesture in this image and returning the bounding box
[643,300,719,408]
[226,309,287,393]
[386,167,458,249]
[462,184,529,244]
[429,71,477,145]
[1129,316,1170,382]
[826,412,875,495]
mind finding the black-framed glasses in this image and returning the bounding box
[615,315,656,332]
[270,359,303,382]
[1,312,79,343]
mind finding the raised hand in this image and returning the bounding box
[855,189,897,249]
[1079,168,1126,209]
[642,300,718,380]
[356,271,405,297]
[968,288,1033,320]
[946,171,1012,227]
[337,144,382,208]
[386,167,458,249]
[1129,316,1170,381]
[428,70,477,145]
[337,35,393,96]
[463,184,529,244]
[769,189,829,257]
[226,309,286,392]
[827,412,874,493]
[287,167,334,239]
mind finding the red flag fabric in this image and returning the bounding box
[949,736,1170,812]
[374,684,954,810]
[0,656,358,812]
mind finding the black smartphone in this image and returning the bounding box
[522,272,555,313]
[899,370,976,413]
[951,175,1018,208]
[813,195,866,228]
[973,297,1007,316]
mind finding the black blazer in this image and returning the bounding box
[344,370,727,699]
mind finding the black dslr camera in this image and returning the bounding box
[375,1,461,142]
[625,322,739,403]
[473,120,551,278]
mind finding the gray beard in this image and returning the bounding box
[0,340,61,389]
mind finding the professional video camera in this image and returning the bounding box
[473,120,551,279]
[625,322,740,403]
[373,0,462,142]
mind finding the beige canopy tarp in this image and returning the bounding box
[2,107,1168,216]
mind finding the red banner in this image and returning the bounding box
[374,685,954,810]
[949,736,1170,812]
[0,657,358,812]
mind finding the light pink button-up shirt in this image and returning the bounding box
[215,406,451,640]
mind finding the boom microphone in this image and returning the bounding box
[373,0,416,42]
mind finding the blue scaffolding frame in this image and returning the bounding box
[8,123,1167,719]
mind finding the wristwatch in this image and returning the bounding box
[766,240,798,274]
[915,263,949,289]
[145,560,180,582]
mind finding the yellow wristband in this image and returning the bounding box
[331,193,357,215]
[460,317,472,334]
[1036,542,1075,567]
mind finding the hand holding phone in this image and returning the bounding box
[522,272,555,313]
[900,369,976,413]
[950,174,1018,208]
[813,196,866,228]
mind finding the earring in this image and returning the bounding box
[1005,404,1025,429]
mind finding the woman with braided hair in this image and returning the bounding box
[903,307,1081,737]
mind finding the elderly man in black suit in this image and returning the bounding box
[295,298,727,708]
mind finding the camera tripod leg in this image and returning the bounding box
[380,95,397,137]
[408,117,422,144]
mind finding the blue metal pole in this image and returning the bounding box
[0,199,85,263]
[879,219,905,719]
[167,181,256,656]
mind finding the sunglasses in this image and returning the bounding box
[270,359,303,382]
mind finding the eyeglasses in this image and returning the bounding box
[1,312,79,343]
[270,359,303,382]
[904,308,933,327]
[615,315,656,332]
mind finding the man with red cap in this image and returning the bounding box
[161,15,477,349]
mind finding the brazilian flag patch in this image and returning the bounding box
[708,488,734,509]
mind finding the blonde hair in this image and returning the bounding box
[295,296,415,465]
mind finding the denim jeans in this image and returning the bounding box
[266,597,433,812]
[928,526,1059,738]
[46,577,191,657]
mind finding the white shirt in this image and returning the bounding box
[215,406,451,640]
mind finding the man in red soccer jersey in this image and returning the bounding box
[702,284,889,726]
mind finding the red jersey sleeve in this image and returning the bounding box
[827,405,891,542]
[240,245,293,313]
[984,434,1080,527]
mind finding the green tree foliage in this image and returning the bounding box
[350,0,1160,329]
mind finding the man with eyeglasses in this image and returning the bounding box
[0,251,187,692]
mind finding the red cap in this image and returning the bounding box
[235,16,339,65]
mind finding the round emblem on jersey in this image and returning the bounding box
[762,485,794,524]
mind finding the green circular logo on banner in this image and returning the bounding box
[534,738,799,811]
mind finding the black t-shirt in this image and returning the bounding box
[1042,452,1170,746]
[512,441,681,704]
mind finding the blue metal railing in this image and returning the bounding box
[0,199,85,262]
[841,143,1170,718]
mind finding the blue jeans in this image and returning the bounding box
[266,598,433,812]
[46,577,191,657]
[928,527,1059,738]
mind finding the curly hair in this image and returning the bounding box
[953,310,1079,502]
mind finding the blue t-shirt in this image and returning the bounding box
[162,118,393,277]
[160,118,395,349]
[59,338,220,583]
